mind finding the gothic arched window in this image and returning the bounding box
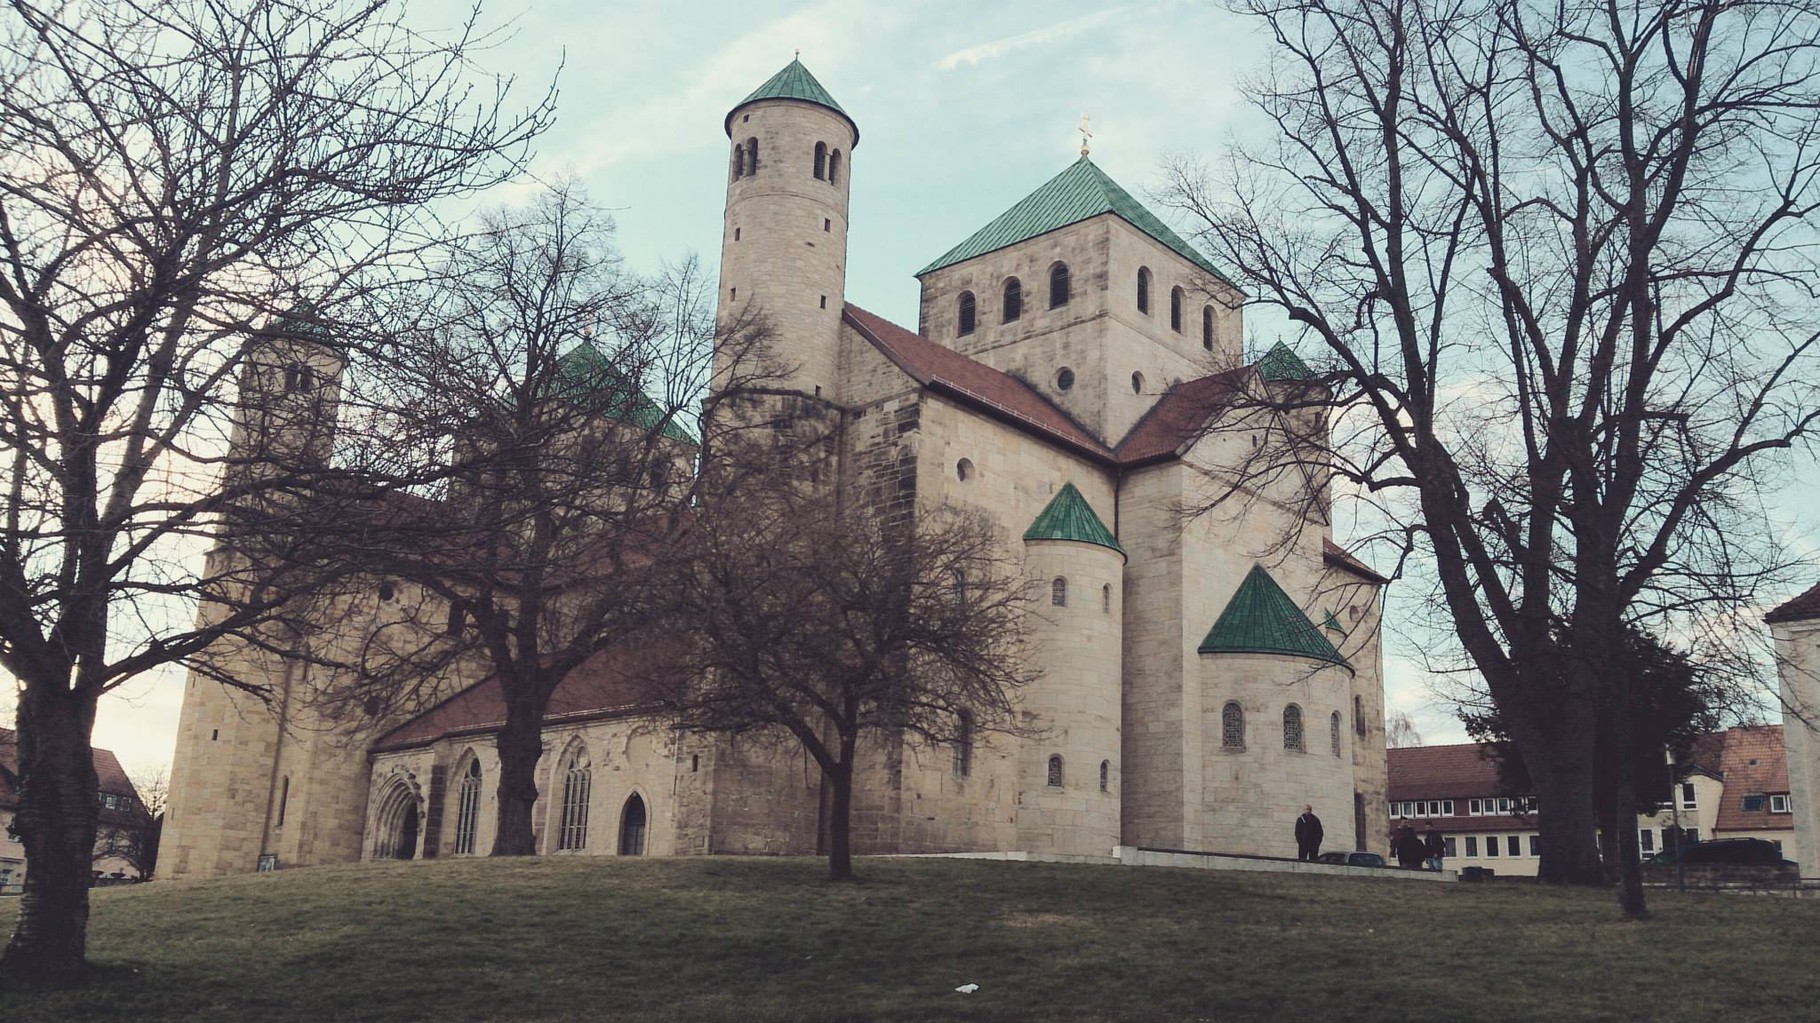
[1051,577,1067,607]
[1170,287,1184,332]
[1002,277,1023,323]
[557,744,591,851]
[454,756,482,855]
[1222,701,1244,749]
[1137,267,1152,314]
[1047,755,1064,788]
[814,141,827,179]
[1283,704,1305,752]
[1049,262,1071,308]
[828,149,841,185]
[1331,712,1343,757]
[957,291,976,337]
[1202,306,1215,351]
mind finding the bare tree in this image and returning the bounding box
[1166,0,1820,913]
[1385,711,1423,750]
[0,0,548,984]
[328,185,778,856]
[641,478,1037,881]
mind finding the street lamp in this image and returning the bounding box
[1666,746,1685,891]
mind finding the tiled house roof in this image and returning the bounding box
[1023,482,1122,553]
[0,729,152,828]
[916,156,1233,283]
[1766,581,1820,624]
[1198,564,1350,667]
[1713,725,1793,834]
[725,59,854,141]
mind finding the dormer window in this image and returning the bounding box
[1137,267,1152,314]
[957,292,976,337]
[1049,262,1070,308]
[1002,278,1022,323]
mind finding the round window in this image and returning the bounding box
[956,458,974,482]
[377,581,396,602]
[1056,368,1075,391]
[1131,371,1146,394]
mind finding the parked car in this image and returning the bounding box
[1315,851,1388,868]
[1645,838,1792,867]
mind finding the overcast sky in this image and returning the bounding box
[76,0,1820,779]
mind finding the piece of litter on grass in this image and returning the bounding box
[955,984,980,994]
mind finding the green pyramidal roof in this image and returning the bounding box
[917,156,1231,283]
[553,342,696,443]
[1023,482,1122,554]
[1199,564,1351,668]
[725,59,856,143]
[1257,342,1315,381]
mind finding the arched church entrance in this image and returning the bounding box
[373,780,422,860]
[618,793,647,856]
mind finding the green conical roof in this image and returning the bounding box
[552,342,696,443]
[1257,342,1315,382]
[1198,564,1350,668]
[1023,482,1122,554]
[917,156,1231,284]
[725,59,856,143]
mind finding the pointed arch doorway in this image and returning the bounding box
[618,793,647,856]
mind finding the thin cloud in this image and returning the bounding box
[937,8,1127,70]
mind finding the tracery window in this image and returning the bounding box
[1283,704,1305,752]
[1052,577,1067,607]
[454,757,482,855]
[1047,754,1064,788]
[557,744,591,851]
[1222,701,1244,749]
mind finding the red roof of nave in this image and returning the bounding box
[369,647,654,753]
[1766,581,1820,624]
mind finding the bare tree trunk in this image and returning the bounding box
[1610,669,1648,917]
[491,704,544,856]
[1505,703,1605,885]
[826,755,854,882]
[0,689,99,986]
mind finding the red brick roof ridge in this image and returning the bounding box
[1766,580,1820,624]
[1112,366,1252,466]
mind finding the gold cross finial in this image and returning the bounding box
[1078,113,1093,157]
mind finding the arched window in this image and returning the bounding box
[1049,262,1071,308]
[1047,755,1064,788]
[814,141,827,179]
[957,291,976,337]
[956,458,974,482]
[1102,583,1112,613]
[618,793,647,856]
[1137,267,1151,314]
[1170,287,1184,332]
[1331,712,1343,757]
[1098,760,1110,792]
[557,744,591,851]
[1051,577,1067,607]
[828,149,841,185]
[953,709,974,777]
[454,757,482,855]
[1354,694,1366,737]
[1284,704,1305,752]
[1131,371,1145,394]
[276,776,289,828]
[1002,277,1023,323]
[732,142,746,179]
[283,364,313,393]
[746,137,759,173]
[1202,306,1215,351]
[1222,701,1244,749]
[950,568,966,604]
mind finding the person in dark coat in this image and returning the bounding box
[1423,827,1446,871]
[1295,805,1324,861]
[1396,824,1425,869]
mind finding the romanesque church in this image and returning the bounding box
[161,60,1392,877]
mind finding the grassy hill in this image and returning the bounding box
[1,856,1817,1022]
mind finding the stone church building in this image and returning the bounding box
[161,60,1392,878]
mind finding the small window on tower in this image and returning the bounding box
[734,227,741,241]
[820,296,827,309]
[377,581,396,602]
[1131,372,1145,394]
[957,292,976,337]
[823,218,831,232]
[1170,287,1184,332]
[1099,760,1109,792]
[1052,577,1068,607]
[746,137,759,172]
[1047,755,1064,788]
[1203,306,1215,350]
[1002,278,1022,323]
[1049,262,1071,308]
[1137,267,1152,314]
[828,150,841,185]
[1102,584,1112,612]
[814,142,827,180]
[1056,367,1075,391]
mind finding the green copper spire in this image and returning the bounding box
[1256,342,1315,382]
[552,342,696,443]
[1023,482,1122,554]
[1198,564,1350,668]
[725,58,856,143]
[917,156,1231,283]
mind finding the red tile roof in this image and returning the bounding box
[1713,724,1793,833]
[1766,581,1820,624]
[843,305,1115,462]
[0,728,153,827]
[1386,742,1505,801]
[371,647,655,753]
[1113,367,1251,465]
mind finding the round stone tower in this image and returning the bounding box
[717,58,857,401]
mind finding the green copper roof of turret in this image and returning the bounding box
[1023,482,1122,554]
[1198,564,1351,668]
[917,156,1231,284]
[725,59,856,143]
[1257,342,1315,381]
[553,342,696,443]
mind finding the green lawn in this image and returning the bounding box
[0,856,1815,1021]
